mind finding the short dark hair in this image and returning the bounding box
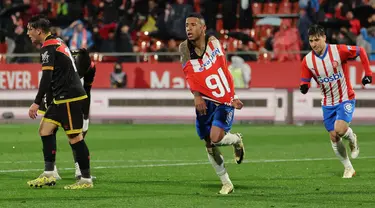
[28,15,50,33]
[187,13,204,20]
[308,24,325,37]
[186,13,205,25]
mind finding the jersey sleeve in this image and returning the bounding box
[300,58,313,86]
[40,45,56,71]
[337,44,360,61]
[83,62,96,86]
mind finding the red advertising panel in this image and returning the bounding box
[0,62,374,89]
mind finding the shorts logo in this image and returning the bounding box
[344,102,353,113]
[226,111,233,124]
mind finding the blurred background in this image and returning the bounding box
[0,0,374,125]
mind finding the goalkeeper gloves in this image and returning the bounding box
[362,76,372,86]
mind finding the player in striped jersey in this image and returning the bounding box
[300,25,373,178]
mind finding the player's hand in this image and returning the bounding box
[362,76,372,86]
[28,103,39,119]
[232,99,243,110]
[194,95,207,116]
[300,84,309,94]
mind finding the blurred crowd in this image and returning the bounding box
[0,0,374,63]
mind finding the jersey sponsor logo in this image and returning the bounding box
[201,47,221,69]
[344,102,353,113]
[41,51,49,64]
[318,71,343,83]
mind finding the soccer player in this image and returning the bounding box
[179,13,245,195]
[300,24,372,178]
[26,15,93,189]
[38,48,96,180]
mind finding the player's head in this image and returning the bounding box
[308,24,326,55]
[185,13,206,41]
[72,48,91,78]
[27,15,51,44]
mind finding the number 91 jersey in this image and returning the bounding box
[183,39,235,106]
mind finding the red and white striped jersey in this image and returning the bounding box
[301,44,372,106]
[183,39,235,106]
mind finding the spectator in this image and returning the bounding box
[360,27,375,60]
[62,20,94,50]
[110,62,127,88]
[229,56,251,88]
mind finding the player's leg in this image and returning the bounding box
[204,137,233,195]
[323,105,355,178]
[51,128,62,180]
[335,100,358,159]
[61,101,93,189]
[27,106,59,188]
[210,105,244,164]
[72,118,96,180]
[38,105,62,180]
[196,101,233,194]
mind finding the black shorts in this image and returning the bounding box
[43,100,85,135]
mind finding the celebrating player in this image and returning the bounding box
[26,15,93,189]
[300,24,372,178]
[38,48,96,180]
[179,13,245,195]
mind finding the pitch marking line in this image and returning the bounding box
[0,156,375,173]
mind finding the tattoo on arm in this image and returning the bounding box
[179,41,190,64]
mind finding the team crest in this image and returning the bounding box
[41,51,49,64]
[344,102,353,113]
[332,61,339,68]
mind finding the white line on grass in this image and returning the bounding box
[1,156,375,173]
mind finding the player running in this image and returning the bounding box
[300,24,372,178]
[26,15,93,189]
[38,48,96,180]
[179,13,245,195]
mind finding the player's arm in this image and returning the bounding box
[300,58,313,94]
[34,46,55,105]
[179,40,207,115]
[338,44,372,85]
[208,36,243,109]
[82,64,96,120]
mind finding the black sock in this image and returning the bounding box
[70,140,90,178]
[41,134,56,171]
[69,142,78,163]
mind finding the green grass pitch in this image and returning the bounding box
[0,124,375,208]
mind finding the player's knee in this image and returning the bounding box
[68,133,83,144]
[38,126,55,136]
[329,131,340,142]
[334,121,348,136]
[210,130,224,143]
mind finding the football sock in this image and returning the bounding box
[41,134,56,171]
[69,142,78,163]
[207,147,232,185]
[213,132,241,146]
[70,140,91,178]
[342,127,355,143]
[331,140,353,169]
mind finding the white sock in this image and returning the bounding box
[44,171,54,175]
[213,133,241,146]
[207,147,232,185]
[331,140,353,169]
[342,127,355,142]
[53,165,57,172]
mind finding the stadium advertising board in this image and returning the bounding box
[0,61,374,89]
